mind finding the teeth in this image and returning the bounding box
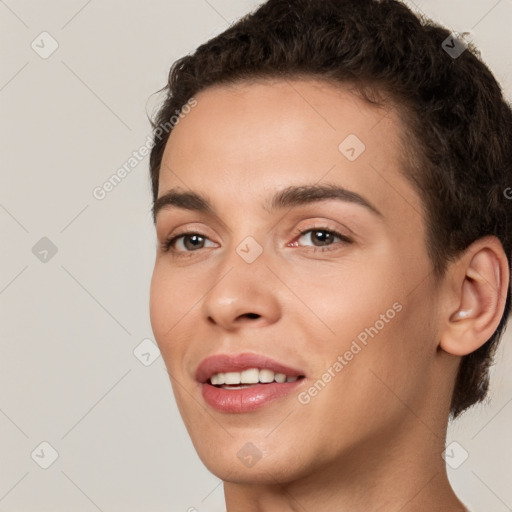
[208,368,301,386]
[224,372,241,385]
[210,373,225,385]
[259,369,274,383]
[241,368,259,384]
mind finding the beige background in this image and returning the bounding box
[0,0,511,510]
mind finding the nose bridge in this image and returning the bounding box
[218,211,269,276]
[201,231,281,328]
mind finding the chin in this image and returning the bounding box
[204,458,302,485]
[192,438,314,485]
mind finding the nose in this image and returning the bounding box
[201,243,282,331]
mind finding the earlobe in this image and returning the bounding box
[440,237,509,357]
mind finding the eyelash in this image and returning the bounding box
[160,226,352,256]
[292,227,352,252]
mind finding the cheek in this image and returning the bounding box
[338,281,438,414]
[149,267,200,416]
[149,263,193,358]
[288,255,402,347]
[149,265,170,339]
[291,253,432,398]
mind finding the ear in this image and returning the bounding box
[439,236,510,357]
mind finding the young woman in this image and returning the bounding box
[148,1,512,510]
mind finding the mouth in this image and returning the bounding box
[196,353,307,413]
[208,368,304,389]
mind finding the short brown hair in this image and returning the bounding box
[149,0,512,419]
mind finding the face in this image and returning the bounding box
[150,78,445,483]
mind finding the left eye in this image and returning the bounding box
[293,228,351,250]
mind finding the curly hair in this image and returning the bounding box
[148,0,512,420]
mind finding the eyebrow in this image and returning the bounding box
[152,183,383,223]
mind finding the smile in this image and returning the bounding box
[209,368,300,387]
[196,353,306,413]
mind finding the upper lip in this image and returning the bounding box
[196,353,306,383]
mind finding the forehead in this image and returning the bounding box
[159,78,423,226]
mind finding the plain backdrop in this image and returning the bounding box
[1,0,511,511]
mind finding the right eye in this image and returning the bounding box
[161,232,217,254]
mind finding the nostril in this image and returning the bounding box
[244,313,260,319]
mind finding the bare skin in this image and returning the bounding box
[149,78,508,512]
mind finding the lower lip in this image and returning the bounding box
[201,380,304,413]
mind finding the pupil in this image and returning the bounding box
[314,230,331,246]
[185,235,203,250]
